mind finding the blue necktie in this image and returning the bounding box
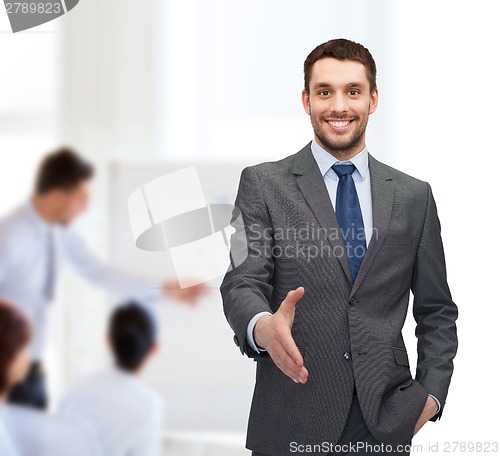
[332,164,366,281]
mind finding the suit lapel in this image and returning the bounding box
[292,145,395,294]
[350,153,394,297]
[293,144,353,285]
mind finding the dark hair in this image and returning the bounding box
[304,38,377,94]
[0,301,32,393]
[109,302,157,372]
[35,147,94,195]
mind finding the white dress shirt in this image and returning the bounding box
[0,413,18,456]
[58,367,164,456]
[0,201,162,360]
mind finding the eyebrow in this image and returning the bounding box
[346,82,365,88]
[312,81,366,89]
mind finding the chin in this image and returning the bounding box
[321,129,364,152]
[322,136,356,152]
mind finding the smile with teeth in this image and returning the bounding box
[327,119,353,129]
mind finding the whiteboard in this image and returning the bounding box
[108,160,258,432]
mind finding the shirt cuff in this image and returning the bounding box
[428,394,441,414]
[246,311,273,353]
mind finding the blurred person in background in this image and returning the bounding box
[0,147,206,410]
[0,300,32,456]
[58,301,163,456]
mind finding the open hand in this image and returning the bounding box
[254,286,308,384]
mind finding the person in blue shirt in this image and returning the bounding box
[59,301,164,456]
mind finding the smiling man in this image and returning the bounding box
[220,39,458,455]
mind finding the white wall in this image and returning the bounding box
[163,0,395,162]
[392,0,500,446]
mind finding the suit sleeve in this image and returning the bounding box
[411,183,459,421]
[220,166,275,357]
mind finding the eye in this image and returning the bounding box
[319,90,330,96]
[348,90,360,96]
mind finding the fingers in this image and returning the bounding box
[279,286,305,317]
[183,283,209,304]
[269,329,308,383]
[266,286,307,383]
[284,286,305,307]
[272,346,309,384]
[280,330,304,367]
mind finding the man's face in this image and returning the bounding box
[302,58,378,157]
[52,181,90,225]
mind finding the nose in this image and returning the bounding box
[329,94,349,115]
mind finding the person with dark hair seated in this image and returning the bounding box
[0,147,206,410]
[58,302,164,456]
[0,300,32,455]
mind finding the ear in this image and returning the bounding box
[301,89,311,116]
[149,342,159,356]
[369,87,379,115]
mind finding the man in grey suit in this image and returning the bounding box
[220,39,458,455]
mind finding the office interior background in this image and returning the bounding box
[1,0,498,454]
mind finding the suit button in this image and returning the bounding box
[349,297,357,306]
[343,351,352,360]
[233,335,240,347]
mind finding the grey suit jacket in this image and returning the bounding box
[220,143,458,455]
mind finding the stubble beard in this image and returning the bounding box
[311,112,369,160]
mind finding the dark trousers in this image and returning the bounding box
[8,361,48,410]
[252,387,412,456]
[330,390,411,456]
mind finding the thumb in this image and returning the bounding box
[280,286,305,315]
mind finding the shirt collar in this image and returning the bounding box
[24,199,53,237]
[310,138,369,180]
[111,365,141,386]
